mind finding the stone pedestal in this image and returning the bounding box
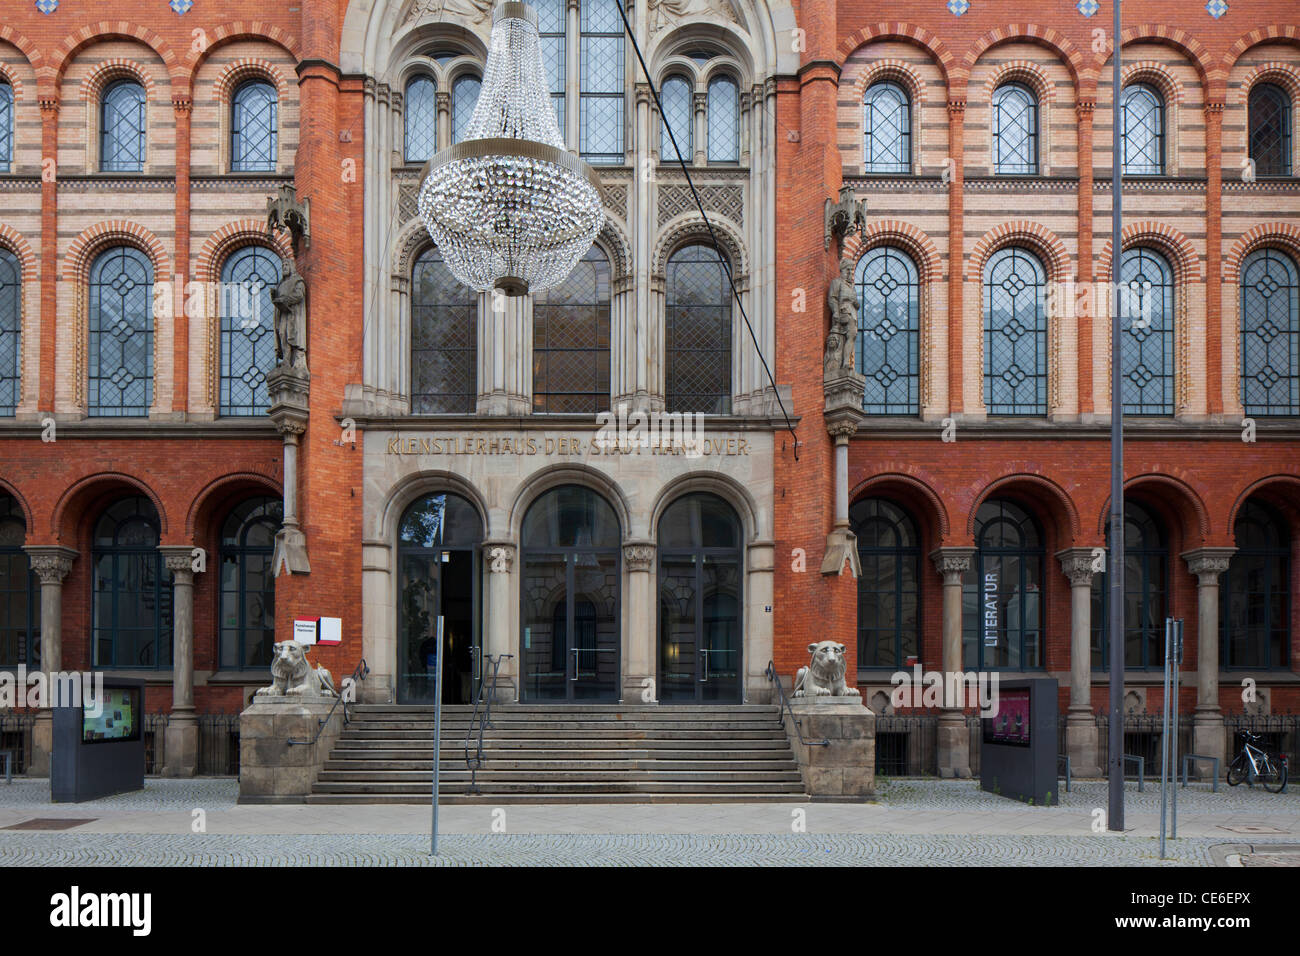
[783,697,875,799]
[937,710,971,779]
[29,712,53,778]
[1065,714,1101,779]
[238,697,343,803]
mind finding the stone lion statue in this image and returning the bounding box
[793,641,861,698]
[256,641,337,698]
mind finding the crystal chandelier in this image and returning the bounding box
[417,2,605,296]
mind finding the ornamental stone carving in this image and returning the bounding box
[793,641,860,698]
[930,547,975,585]
[23,546,77,585]
[1057,547,1100,587]
[623,543,655,572]
[1182,547,1235,582]
[647,0,737,33]
[825,257,859,376]
[483,542,516,574]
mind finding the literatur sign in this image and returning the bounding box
[384,435,752,457]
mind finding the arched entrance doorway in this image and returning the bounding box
[657,492,743,703]
[520,485,620,701]
[397,492,482,704]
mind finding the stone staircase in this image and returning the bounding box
[306,703,807,804]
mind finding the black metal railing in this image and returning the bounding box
[764,660,829,748]
[287,657,369,747]
[0,712,35,774]
[197,714,241,775]
[465,654,512,794]
[145,713,169,774]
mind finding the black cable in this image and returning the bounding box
[609,0,799,461]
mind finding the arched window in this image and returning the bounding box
[220,246,280,416]
[707,75,739,164]
[992,83,1037,175]
[665,243,731,413]
[404,74,437,163]
[659,74,692,160]
[1224,499,1290,669]
[231,80,278,172]
[0,248,18,416]
[92,496,171,669]
[537,0,566,130]
[0,494,38,668]
[856,246,920,415]
[411,246,476,413]
[88,246,153,417]
[851,498,920,669]
[533,245,610,413]
[983,246,1047,415]
[100,79,146,173]
[1119,246,1174,415]
[1121,82,1164,176]
[658,493,743,702]
[521,485,620,701]
[451,74,481,144]
[1090,501,1168,669]
[1240,248,1299,415]
[862,81,910,174]
[579,0,624,164]
[1249,83,1292,178]
[219,496,281,670]
[963,499,1044,670]
[0,81,12,173]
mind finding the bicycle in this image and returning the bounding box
[1226,731,1288,792]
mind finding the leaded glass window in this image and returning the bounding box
[707,75,739,164]
[411,246,476,413]
[92,496,171,670]
[1090,501,1168,669]
[1223,499,1291,669]
[219,496,281,670]
[1119,247,1174,415]
[231,80,277,172]
[0,249,18,416]
[536,0,566,133]
[665,244,731,414]
[1249,83,1292,178]
[404,74,437,163]
[220,246,280,416]
[983,247,1047,415]
[1240,249,1299,415]
[100,80,146,173]
[856,246,919,415]
[660,75,692,160]
[579,0,624,164]
[0,493,38,668]
[452,74,481,144]
[852,498,920,669]
[533,245,610,413]
[1121,82,1164,176]
[963,499,1044,670]
[862,81,910,174]
[0,82,12,173]
[992,83,1037,175]
[88,246,153,416]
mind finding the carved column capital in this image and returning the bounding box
[1056,547,1101,587]
[827,420,857,442]
[623,541,655,572]
[929,546,975,585]
[159,545,197,582]
[947,98,967,117]
[482,541,516,574]
[22,545,77,585]
[1182,547,1236,583]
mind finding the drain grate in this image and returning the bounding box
[3,818,97,831]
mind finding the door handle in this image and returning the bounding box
[699,648,709,683]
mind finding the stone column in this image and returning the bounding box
[268,368,311,575]
[160,546,198,777]
[930,546,975,778]
[1183,547,1235,775]
[565,0,580,152]
[477,292,531,415]
[482,542,518,701]
[692,90,707,165]
[1057,547,1101,776]
[623,542,655,703]
[819,423,860,577]
[436,90,451,151]
[22,546,77,777]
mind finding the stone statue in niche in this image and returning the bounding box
[271,255,308,372]
[824,257,859,375]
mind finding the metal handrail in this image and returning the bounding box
[764,660,829,748]
[465,653,513,793]
[287,657,370,747]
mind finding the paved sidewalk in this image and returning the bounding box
[1,777,1296,865]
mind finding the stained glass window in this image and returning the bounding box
[536,0,566,132]
[411,246,476,413]
[533,245,610,413]
[452,74,481,144]
[579,0,624,164]
[1240,248,1299,415]
[0,249,18,416]
[101,80,146,173]
[983,247,1047,415]
[660,74,692,160]
[404,74,437,163]
[992,83,1037,175]
[862,81,910,174]
[220,246,280,416]
[707,75,739,164]
[1119,247,1174,415]
[856,246,920,415]
[1121,83,1164,176]
[665,244,731,413]
[0,82,12,173]
[88,246,153,416]
[231,80,277,172]
[1249,83,1292,178]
